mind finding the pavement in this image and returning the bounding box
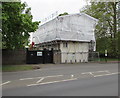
[1,63,119,96]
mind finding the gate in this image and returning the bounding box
[43,49,53,64]
[26,49,53,64]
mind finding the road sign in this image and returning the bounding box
[37,52,42,56]
[105,50,107,56]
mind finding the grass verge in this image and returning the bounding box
[89,57,119,62]
[2,65,34,72]
[99,58,119,61]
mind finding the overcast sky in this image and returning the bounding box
[21,0,88,22]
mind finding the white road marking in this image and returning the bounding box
[0,81,11,86]
[93,70,110,73]
[94,72,119,77]
[27,78,77,87]
[20,71,119,87]
[89,72,94,76]
[81,70,119,78]
[81,72,91,74]
[81,72,94,76]
[36,77,44,84]
[19,75,63,81]
[20,78,34,80]
[81,70,110,75]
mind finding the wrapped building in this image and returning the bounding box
[32,13,98,63]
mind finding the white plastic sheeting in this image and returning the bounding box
[32,13,98,44]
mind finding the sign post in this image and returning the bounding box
[105,50,107,62]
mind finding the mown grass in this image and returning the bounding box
[2,65,33,72]
[90,57,119,62]
[99,58,119,61]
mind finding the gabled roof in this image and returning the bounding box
[39,13,98,27]
[33,13,98,44]
[58,13,98,22]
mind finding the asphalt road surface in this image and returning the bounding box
[2,63,119,96]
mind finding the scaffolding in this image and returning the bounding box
[32,13,98,63]
[33,13,98,48]
[53,51,100,64]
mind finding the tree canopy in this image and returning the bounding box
[2,2,40,49]
[59,12,69,16]
[81,2,119,58]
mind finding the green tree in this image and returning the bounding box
[81,2,119,58]
[2,2,40,49]
[59,12,69,16]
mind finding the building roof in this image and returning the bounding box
[33,13,98,44]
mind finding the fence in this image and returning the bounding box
[2,49,26,65]
[2,49,100,65]
[2,49,54,65]
[26,49,53,64]
[88,52,100,62]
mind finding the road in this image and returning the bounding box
[2,63,119,96]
